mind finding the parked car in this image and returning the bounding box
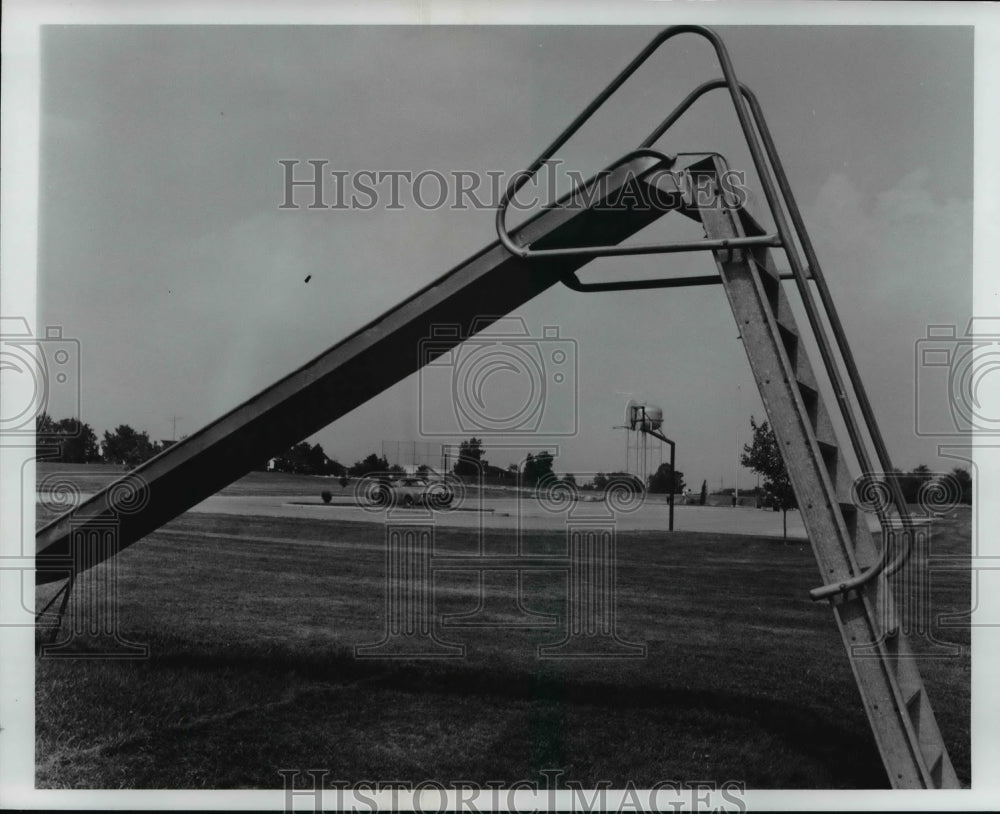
[363,476,455,509]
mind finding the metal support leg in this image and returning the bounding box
[35,573,75,645]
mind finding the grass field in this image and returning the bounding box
[33,467,970,789]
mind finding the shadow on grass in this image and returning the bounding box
[39,628,888,788]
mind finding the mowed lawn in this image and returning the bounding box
[33,470,971,789]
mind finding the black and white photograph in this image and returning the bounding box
[1,1,998,810]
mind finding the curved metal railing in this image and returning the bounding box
[495,25,916,601]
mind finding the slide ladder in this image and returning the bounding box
[679,156,959,789]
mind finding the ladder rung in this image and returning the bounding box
[817,439,840,485]
[798,379,819,428]
[838,501,859,537]
[793,353,820,397]
[811,393,840,451]
[817,438,838,458]
[758,263,781,311]
[839,502,878,569]
[773,284,799,335]
[929,752,944,786]
[738,208,769,238]
[777,323,800,371]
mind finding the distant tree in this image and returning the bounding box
[305,443,330,475]
[35,412,55,448]
[35,413,56,460]
[36,413,100,462]
[416,464,431,477]
[908,464,933,503]
[887,465,933,504]
[348,453,391,478]
[741,417,797,539]
[699,479,707,506]
[270,441,338,475]
[454,437,485,479]
[561,472,577,487]
[609,472,644,491]
[279,441,313,474]
[55,418,100,463]
[647,462,684,495]
[102,424,157,467]
[894,468,908,499]
[951,467,972,505]
[522,451,555,487]
[592,472,609,491]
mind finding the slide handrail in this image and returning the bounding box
[496,26,916,599]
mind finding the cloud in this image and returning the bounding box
[805,168,971,316]
[799,169,972,468]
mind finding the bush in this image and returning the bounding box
[321,490,332,504]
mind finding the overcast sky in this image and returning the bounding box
[38,25,973,487]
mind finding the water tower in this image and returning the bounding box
[618,398,675,530]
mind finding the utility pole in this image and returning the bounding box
[735,383,741,505]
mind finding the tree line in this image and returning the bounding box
[35,412,355,474]
[37,413,162,467]
[453,437,685,493]
[36,418,692,496]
